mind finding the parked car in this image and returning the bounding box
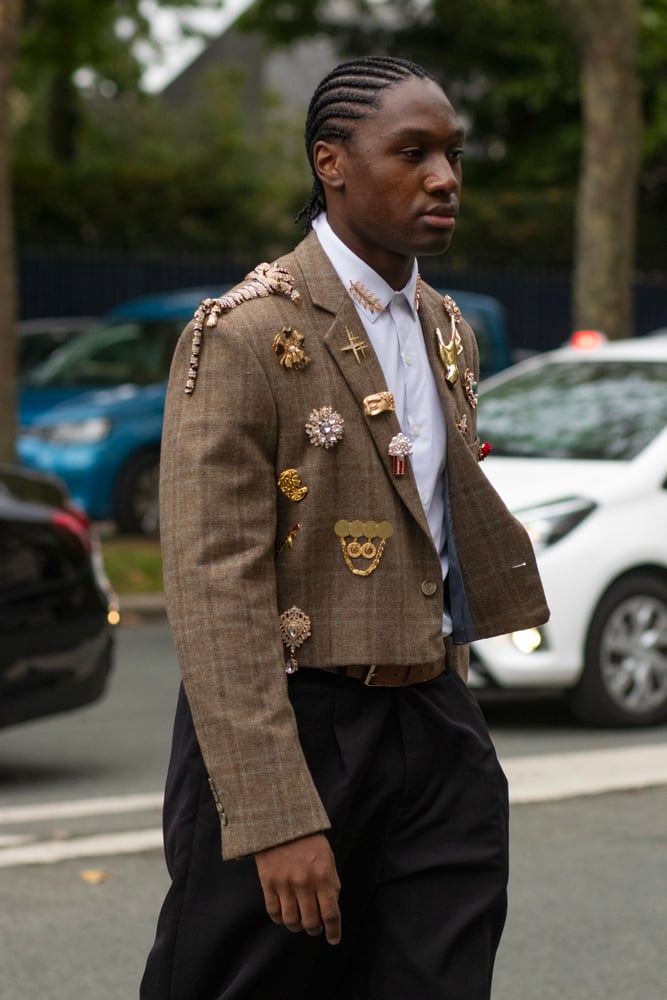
[0,464,117,728]
[471,332,667,727]
[18,288,227,534]
[18,284,505,535]
[18,316,98,373]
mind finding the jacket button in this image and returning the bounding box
[421,580,438,597]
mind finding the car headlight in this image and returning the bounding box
[27,417,113,444]
[517,496,596,551]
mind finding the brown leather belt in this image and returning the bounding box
[310,660,446,687]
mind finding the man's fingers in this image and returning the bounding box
[318,889,342,945]
[261,886,285,927]
[261,883,312,935]
[296,889,327,938]
[263,885,341,944]
[289,889,340,944]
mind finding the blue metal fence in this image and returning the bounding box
[17,246,667,355]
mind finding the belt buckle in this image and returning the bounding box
[363,664,378,686]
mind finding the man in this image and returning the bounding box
[141,55,548,1000]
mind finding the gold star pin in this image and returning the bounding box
[341,326,367,364]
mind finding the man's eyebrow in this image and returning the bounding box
[386,125,466,143]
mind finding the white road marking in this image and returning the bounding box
[0,745,665,866]
[0,792,163,825]
[504,743,667,803]
[0,829,164,867]
[0,834,37,848]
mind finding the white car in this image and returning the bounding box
[471,332,667,727]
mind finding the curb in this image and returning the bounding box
[116,592,167,624]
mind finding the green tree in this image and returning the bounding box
[16,0,225,162]
[0,0,22,463]
[244,0,667,336]
[11,58,309,256]
[1,1,235,465]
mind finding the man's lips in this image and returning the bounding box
[421,206,458,228]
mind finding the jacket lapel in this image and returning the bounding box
[419,287,461,430]
[419,285,479,478]
[294,235,433,539]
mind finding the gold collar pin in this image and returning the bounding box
[349,280,384,315]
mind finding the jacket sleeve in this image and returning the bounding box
[159,317,331,859]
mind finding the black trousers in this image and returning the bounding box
[141,669,509,1000]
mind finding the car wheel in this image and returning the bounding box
[113,450,160,536]
[569,573,667,727]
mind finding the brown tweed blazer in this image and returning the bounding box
[159,231,549,859]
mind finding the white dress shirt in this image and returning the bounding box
[312,213,452,634]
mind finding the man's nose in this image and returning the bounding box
[424,155,459,192]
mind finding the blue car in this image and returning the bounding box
[18,288,224,534]
[18,285,510,535]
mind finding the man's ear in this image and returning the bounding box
[313,140,346,192]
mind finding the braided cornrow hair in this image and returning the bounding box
[297,55,436,230]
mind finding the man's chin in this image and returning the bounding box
[418,232,455,257]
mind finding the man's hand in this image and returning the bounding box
[255,833,342,945]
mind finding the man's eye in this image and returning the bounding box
[402,148,423,160]
[449,147,465,163]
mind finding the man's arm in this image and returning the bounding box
[160,316,331,859]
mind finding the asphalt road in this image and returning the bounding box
[1,621,665,999]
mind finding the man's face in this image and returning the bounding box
[319,76,464,286]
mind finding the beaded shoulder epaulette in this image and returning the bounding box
[184,262,302,394]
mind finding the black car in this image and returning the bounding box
[0,464,117,727]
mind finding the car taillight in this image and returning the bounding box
[51,505,92,552]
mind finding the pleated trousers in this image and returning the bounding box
[140,667,509,1000]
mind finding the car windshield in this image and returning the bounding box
[23,319,184,388]
[478,359,667,460]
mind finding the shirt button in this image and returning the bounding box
[403,353,413,366]
[421,580,438,597]
[411,424,421,437]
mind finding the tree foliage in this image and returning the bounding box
[12,59,310,257]
[242,0,667,335]
[16,0,225,160]
[8,0,667,272]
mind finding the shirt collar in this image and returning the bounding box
[312,213,420,324]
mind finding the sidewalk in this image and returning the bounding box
[116,591,166,624]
